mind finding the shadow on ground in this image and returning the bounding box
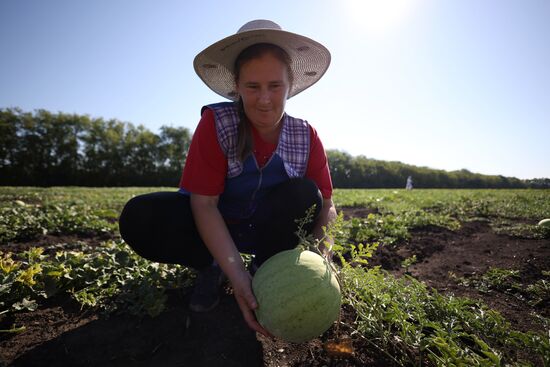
[8,292,263,367]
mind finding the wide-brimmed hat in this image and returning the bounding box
[193,19,331,101]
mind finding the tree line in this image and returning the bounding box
[326,150,548,189]
[0,108,191,186]
[1,108,548,188]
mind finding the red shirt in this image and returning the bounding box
[179,109,333,199]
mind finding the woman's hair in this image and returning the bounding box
[234,43,293,161]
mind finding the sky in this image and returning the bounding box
[1,0,549,180]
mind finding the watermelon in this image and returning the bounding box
[538,218,550,227]
[252,248,341,343]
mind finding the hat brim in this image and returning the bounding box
[194,28,331,101]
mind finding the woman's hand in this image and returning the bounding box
[230,270,273,338]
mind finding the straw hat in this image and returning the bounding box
[193,19,331,101]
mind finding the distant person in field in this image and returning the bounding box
[406,176,413,190]
[119,20,336,337]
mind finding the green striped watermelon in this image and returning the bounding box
[252,248,341,343]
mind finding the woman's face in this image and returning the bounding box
[236,52,290,132]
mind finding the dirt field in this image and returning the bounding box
[1,209,548,366]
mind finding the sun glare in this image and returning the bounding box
[346,0,416,35]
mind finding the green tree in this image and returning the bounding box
[0,108,21,184]
[157,126,192,186]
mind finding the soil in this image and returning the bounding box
[1,209,549,367]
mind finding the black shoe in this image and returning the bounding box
[189,265,224,312]
[248,259,260,276]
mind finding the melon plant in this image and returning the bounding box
[538,218,550,227]
[252,248,341,343]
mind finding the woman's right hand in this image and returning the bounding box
[189,194,273,337]
[230,270,273,338]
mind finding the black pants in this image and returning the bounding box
[118,178,323,270]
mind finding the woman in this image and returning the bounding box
[119,20,336,337]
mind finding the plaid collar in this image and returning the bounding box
[206,102,310,178]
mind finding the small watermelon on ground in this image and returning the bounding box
[252,248,341,343]
[538,218,550,227]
